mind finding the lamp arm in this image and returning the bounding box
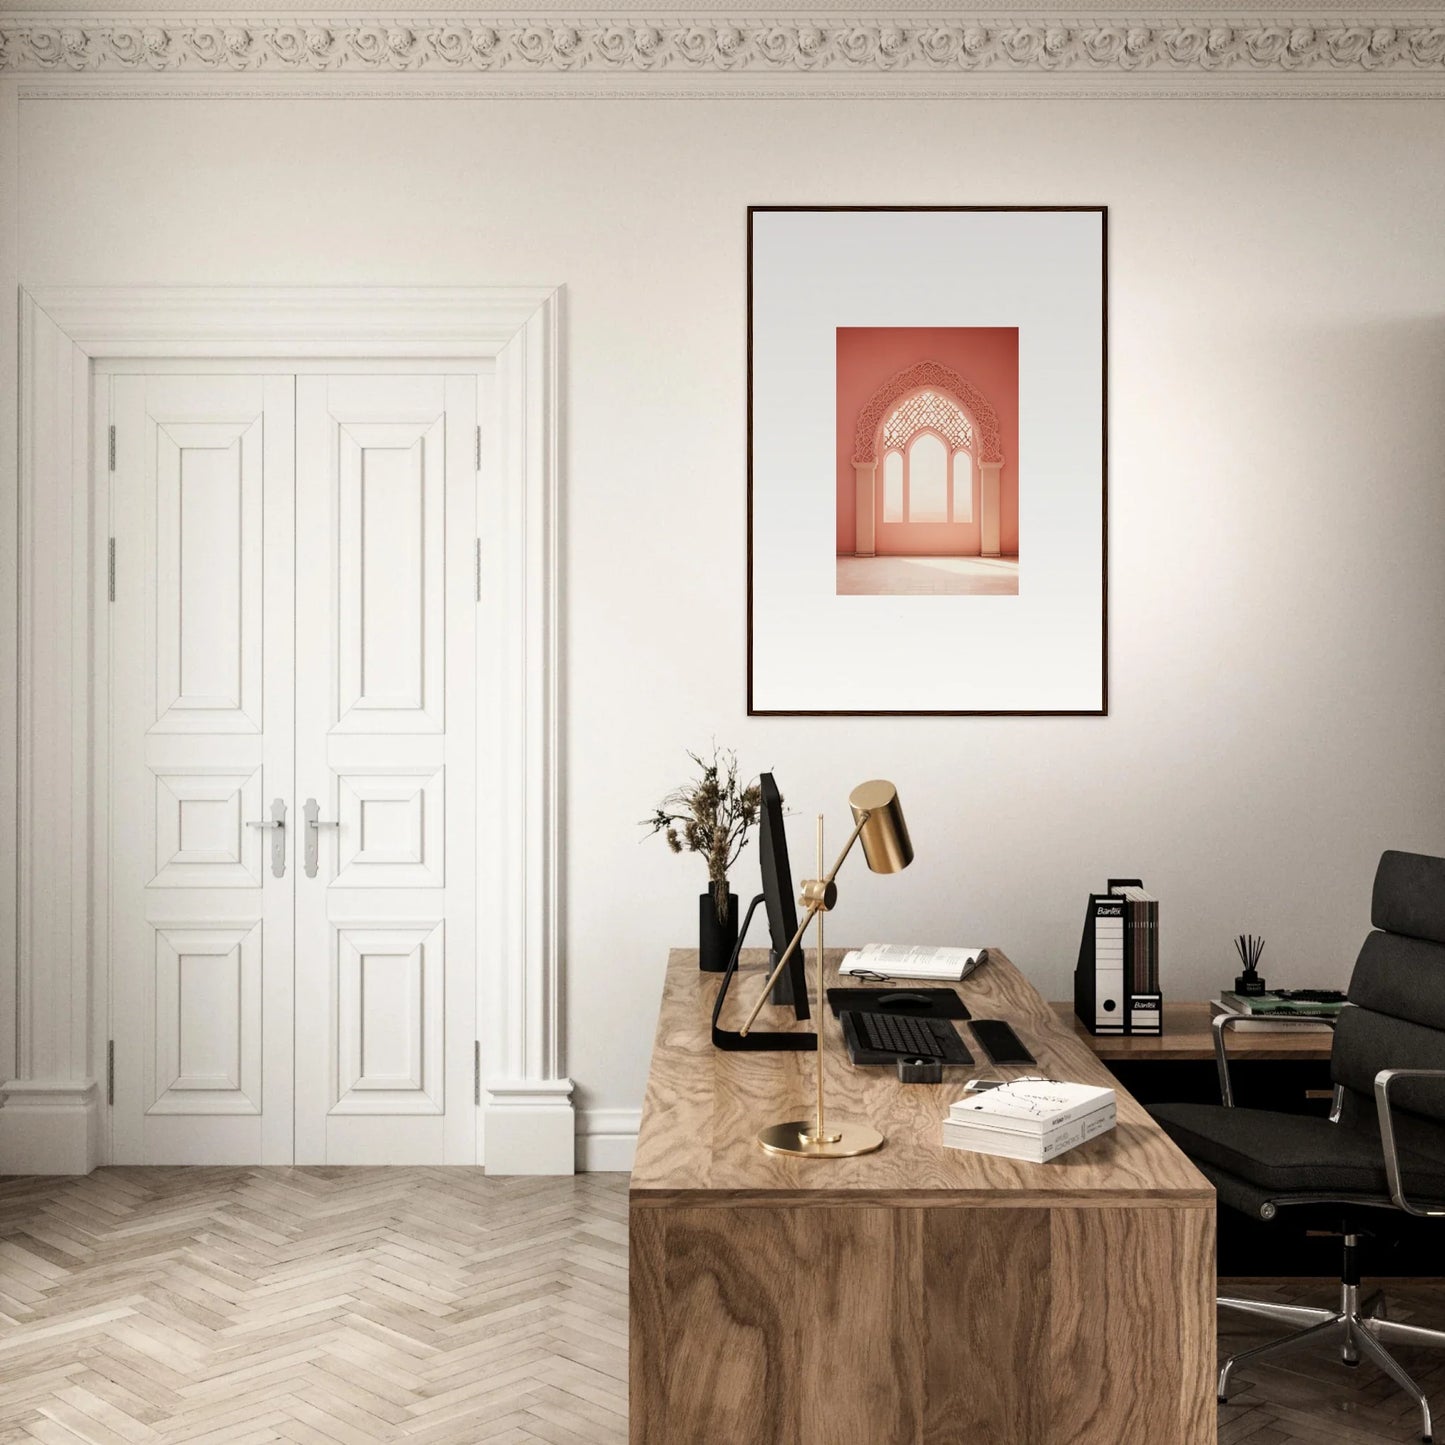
[737,812,871,1038]
[737,901,821,1039]
[818,812,871,891]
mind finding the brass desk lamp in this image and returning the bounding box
[738,779,913,1158]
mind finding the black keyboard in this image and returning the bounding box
[841,1010,974,1065]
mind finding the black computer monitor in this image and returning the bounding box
[758,773,810,1020]
[709,771,814,1051]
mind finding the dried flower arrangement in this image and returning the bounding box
[643,746,764,922]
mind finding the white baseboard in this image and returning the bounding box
[577,1107,639,1173]
[0,1079,635,1176]
[483,1079,576,1175]
[0,1079,101,1175]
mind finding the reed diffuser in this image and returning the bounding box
[1234,933,1266,996]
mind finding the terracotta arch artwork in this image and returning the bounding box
[836,328,1020,595]
[747,205,1106,715]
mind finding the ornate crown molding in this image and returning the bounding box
[3,13,1445,83]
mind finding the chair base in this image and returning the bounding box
[1219,1271,1445,1443]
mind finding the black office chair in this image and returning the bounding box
[1150,849,1445,1443]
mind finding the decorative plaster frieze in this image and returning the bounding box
[3,14,1445,78]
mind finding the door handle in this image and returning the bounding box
[303,797,340,879]
[246,797,288,879]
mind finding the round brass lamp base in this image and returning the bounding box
[757,1119,885,1158]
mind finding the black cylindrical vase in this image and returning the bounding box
[699,887,739,972]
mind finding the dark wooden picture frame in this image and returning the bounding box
[746,204,1108,717]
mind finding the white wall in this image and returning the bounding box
[17,95,1445,1159]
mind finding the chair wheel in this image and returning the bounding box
[1343,1358,1360,1368]
[1217,1397,1227,1405]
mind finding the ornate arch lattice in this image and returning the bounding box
[853,360,1003,465]
[882,389,974,454]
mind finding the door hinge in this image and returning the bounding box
[107,425,116,472]
[106,1040,115,1106]
[475,424,482,472]
[474,1041,481,1106]
[108,538,116,602]
[474,538,482,603]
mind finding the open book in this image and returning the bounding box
[838,943,987,982]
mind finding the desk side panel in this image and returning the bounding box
[922,1207,1051,1444]
[629,1205,667,1443]
[1048,1204,1216,1445]
[629,1199,1213,1445]
[631,1203,924,1444]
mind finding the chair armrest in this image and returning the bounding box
[1212,1010,1338,1108]
[1374,1068,1445,1217]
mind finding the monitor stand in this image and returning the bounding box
[711,894,816,1053]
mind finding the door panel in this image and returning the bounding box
[152,422,264,731]
[335,417,445,733]
[150,767,264,888]
[333,921,444,1113]
[109,374,295,1165]
[294,375,477,1165]
[333,767,446,889]
[151,922,262,1113]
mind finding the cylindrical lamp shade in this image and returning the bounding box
[848,780,913,874]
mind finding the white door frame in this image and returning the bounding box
[1,286,572,1176]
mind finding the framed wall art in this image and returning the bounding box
[747,205,1107,716]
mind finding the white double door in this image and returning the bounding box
[108,369,479,1165]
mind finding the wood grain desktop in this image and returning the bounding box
[630,948,1217,1445]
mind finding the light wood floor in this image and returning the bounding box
[0,1169,628,1445]
[2,1169,1442,1443]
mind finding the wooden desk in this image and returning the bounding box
[1053,1000,1334,1062]
[631,950,1216,1445]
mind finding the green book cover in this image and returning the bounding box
[1221,991,1344,1017]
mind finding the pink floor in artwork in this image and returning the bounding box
[836,555,1020,596]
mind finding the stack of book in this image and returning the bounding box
[941,1079,1117,1163]
[1210,989,1345,1033]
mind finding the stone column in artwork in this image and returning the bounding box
[853,461,876,556]
[980,461,1003,558]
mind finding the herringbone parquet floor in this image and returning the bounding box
[0,1169,628,1445]
[2,1168,1443,1443]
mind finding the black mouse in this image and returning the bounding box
[878,992,932,1010]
